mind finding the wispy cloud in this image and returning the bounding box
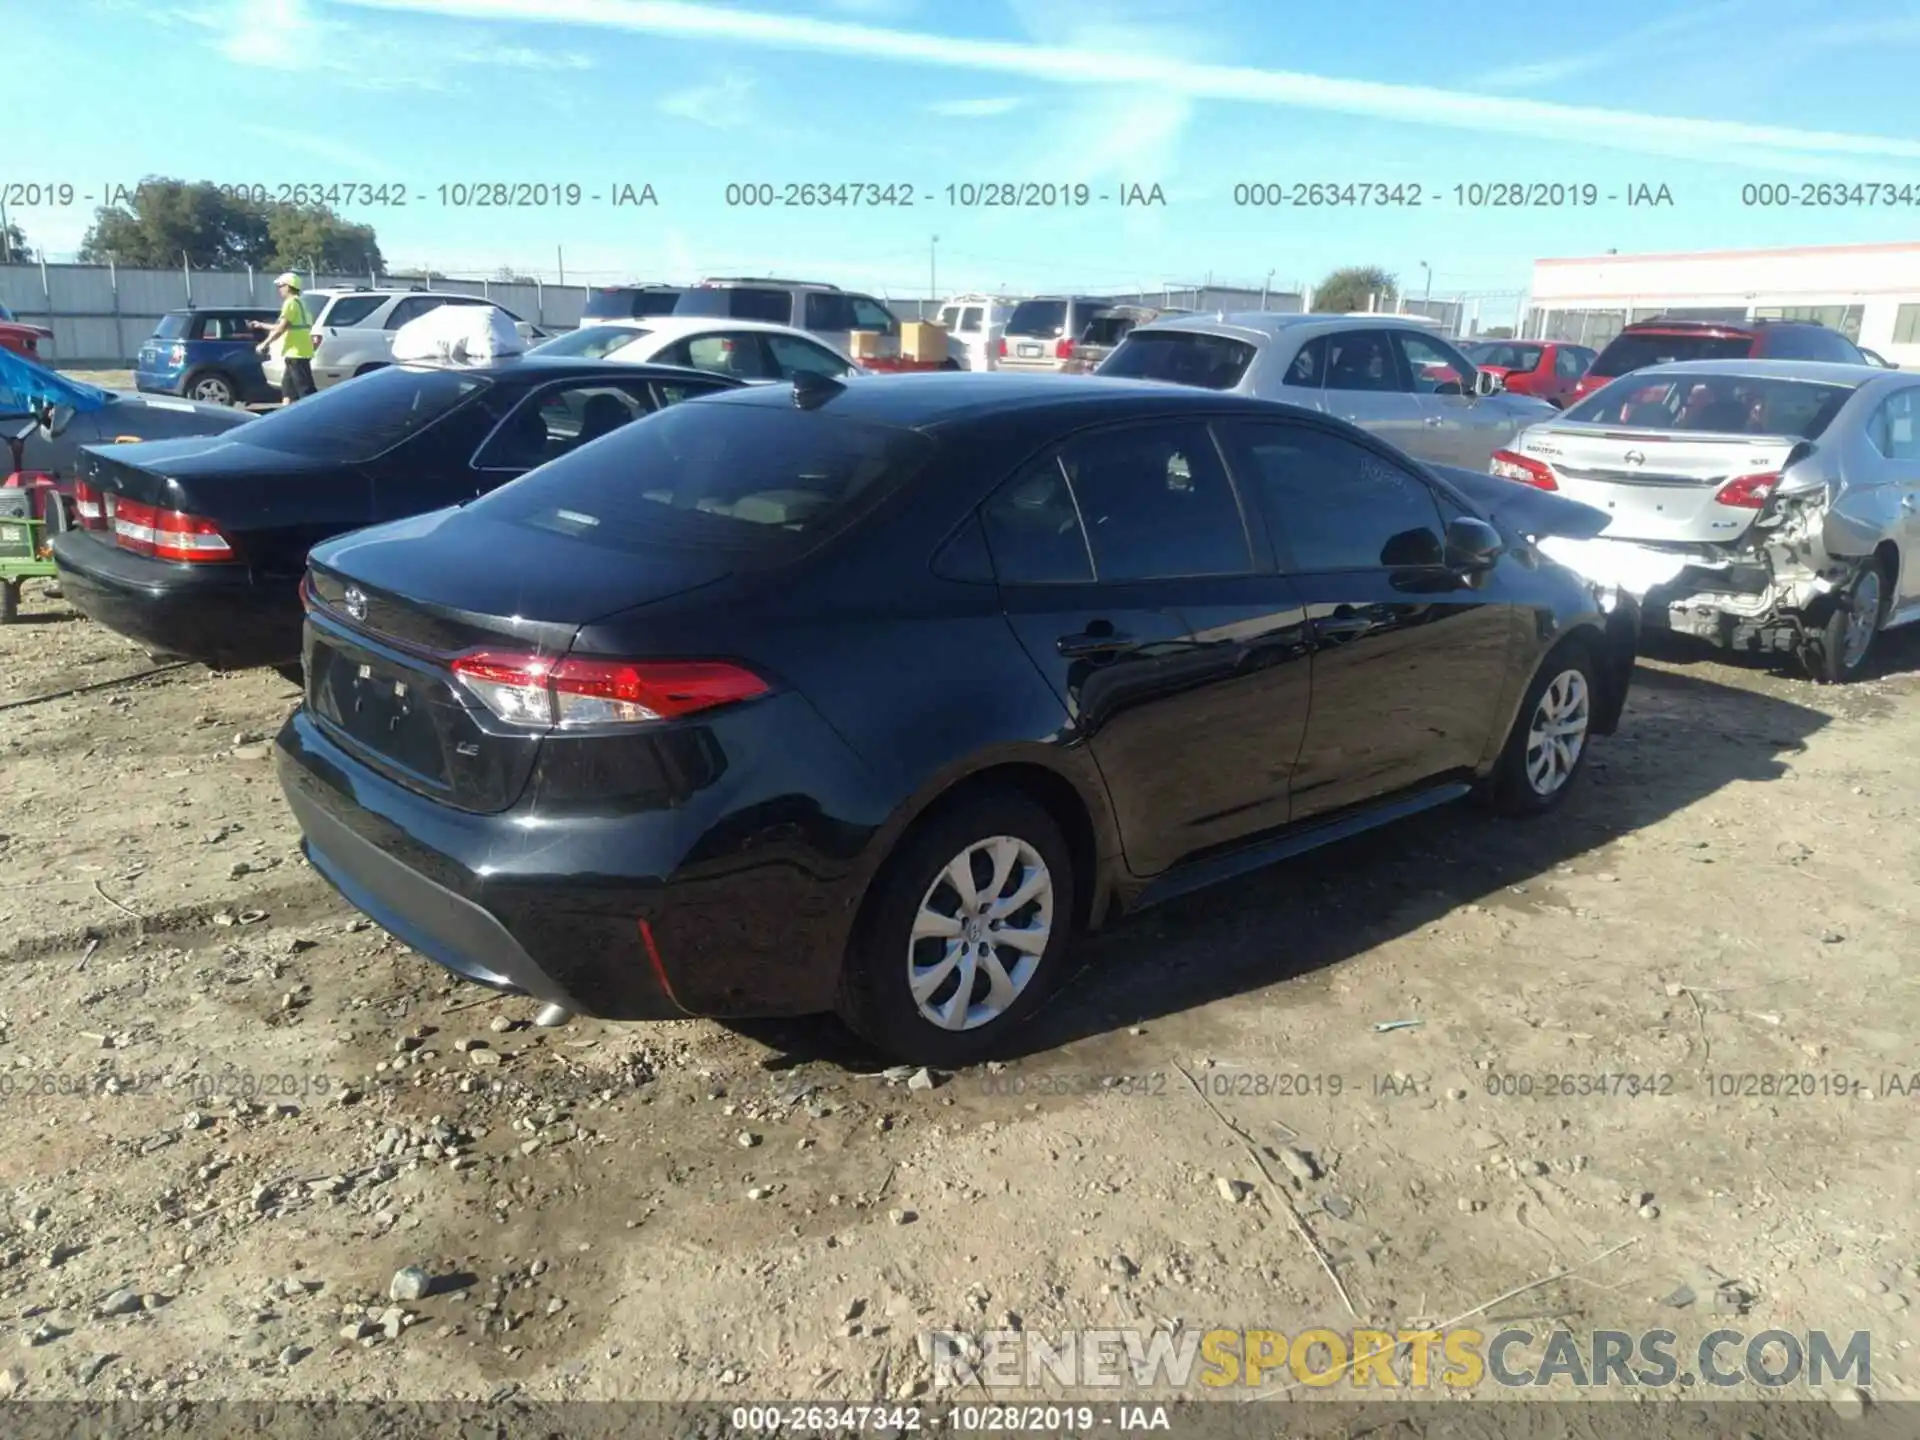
[333,0,1920,170]
[239,124,390,175]
[218,0,322,66]
[1476,1,1748,90]
[453,41,596,70]
[657,72,759,129]
[925,96,1026,117]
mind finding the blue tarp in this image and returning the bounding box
[0,348,109,417]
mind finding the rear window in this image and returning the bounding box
[1464,342,1542,371]
[1590,331,1753,377]
[153,314,190,340]
[676,287,792,324]
[316,294,382,328]
[1562,374,1859,439]
[582,288,679,321]
[1007,300,1069,339]
[1096,330,1257,390]
[1080,313,1138,348]
[533,324,649,359]
[234,366,489,462]
[470,399,934,557]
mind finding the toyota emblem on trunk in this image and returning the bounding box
[1624,449,1646,467]
[342,586,367,622]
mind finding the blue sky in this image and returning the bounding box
[13,0,1920,314]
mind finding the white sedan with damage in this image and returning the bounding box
[1490,359,1920,682]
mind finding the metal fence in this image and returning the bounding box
[0,263,593,366]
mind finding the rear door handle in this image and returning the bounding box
[1057,630,1138,658]
[1314,615,1375,639]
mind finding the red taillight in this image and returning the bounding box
[449,651,769,729]
[1489,448,1557,491]
[1054,337,1074,360]
[298,574,314,612]
[72,479,105,528]
[1712,472,1780,509]
[168,343,186,366]
[996,337,1007,358]
[111,497,235,563]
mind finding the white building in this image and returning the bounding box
[1523,241,1920,364]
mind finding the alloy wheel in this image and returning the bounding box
[189,376,234,405]
[1525,669,1590,797]
[1843,569,1882,673]
[906,835,1053,1032]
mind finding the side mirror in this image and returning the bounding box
[1445,516,1505,571]
[1433,380,1465,396]
[1473,369,1504,397]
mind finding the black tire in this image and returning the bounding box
[0,581,17,624]
[1483,640,1600,817]
[1805,560,1887,684]
[182,370,237,406]
[837,791,1077,1067]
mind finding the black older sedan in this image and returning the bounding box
[276,372,1640,1066]
[51,358,738,671]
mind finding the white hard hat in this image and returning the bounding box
[274,271,301,289]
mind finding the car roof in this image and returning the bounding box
[690,371,1292,428]
[390,355,740,384]
[1129,312,1444,343]
[609,316,838,340]
[1589,358,1886,384]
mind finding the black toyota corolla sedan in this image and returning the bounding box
[51,358,738,672]
[275,372,1641,1065]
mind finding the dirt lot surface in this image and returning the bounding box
[4,581,1920,1430]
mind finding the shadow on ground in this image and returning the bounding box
[731,661,1833,1071]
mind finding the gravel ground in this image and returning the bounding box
[3,582,1919,1429]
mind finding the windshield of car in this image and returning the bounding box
[1096,330,1257,389]
[471,398,935,557]
[1006,300,1069,339]
[1590,331,1753,377]
[235,366,489,461]
[1464,342,1541,370]
[534,324,651,359]
[153,314,191,340]
[1562,374,1860,439]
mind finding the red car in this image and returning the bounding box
[1567,316,1863,406]
[1459,339,1596,408]
[0,300,52,362]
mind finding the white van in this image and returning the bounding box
[934,293,1016,371]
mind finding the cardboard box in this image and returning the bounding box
[848,330,890,360]
[899,321,947,364]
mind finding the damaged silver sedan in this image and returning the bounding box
[1488,359,1919,682]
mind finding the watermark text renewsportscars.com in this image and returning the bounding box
[922,1326,1871,1392]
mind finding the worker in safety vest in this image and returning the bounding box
[251,272,317,404]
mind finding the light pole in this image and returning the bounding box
[930,234,939,306]
[1418,261,1431,310]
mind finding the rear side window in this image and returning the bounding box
[471,399,934,557]
[1096,331,1257,390]
[1590,331,1752,377]
[474,383,654,470]
[583,288,680,321]
[234,366,489,462]
[1226,422,1445,572]
[1871,390,1920,461]
[1765,326,1862,363]
[1465,343,1542,371]
[1006,300,1069,338]
[1555,347,1588,379]
[1059,424,1251,582]
[153,314,190,340]
[849,296,896,333]
[318,294,382,328]
[981,457,1094,584]
[804,292,857,331]
[960,306,983,332]
[676,287,791,324]
[660,332,777,381]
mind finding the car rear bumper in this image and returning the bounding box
[134,367,188,395]
[274,696,881,1022]
[51,530,301,668]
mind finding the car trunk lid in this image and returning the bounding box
[1513,426,1803,544]
[302,508,737,813]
